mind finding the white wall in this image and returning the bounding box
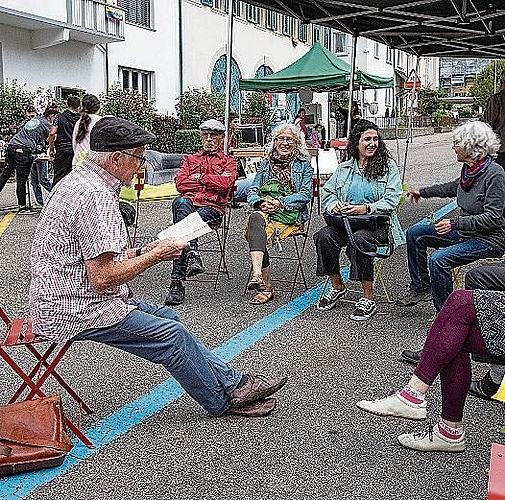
[0,0,67,23]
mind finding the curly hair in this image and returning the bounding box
[346,119,391,179]
[452,120,500,161]
[265,123,310,159]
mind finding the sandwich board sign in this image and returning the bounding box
[404,69,422,90]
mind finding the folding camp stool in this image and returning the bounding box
[0,307,94,448]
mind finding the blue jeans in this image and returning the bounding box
[74,299,241,416]
[171,197,222,281]
[406,223,501,311]
[234,178,252,202]
[30,160,52,204]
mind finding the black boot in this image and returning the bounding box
[468,371,500,400]
[165,280,185,306]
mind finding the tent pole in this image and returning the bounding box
[224,0,234,154]
[346,34,358,138]
[402,55,420,185]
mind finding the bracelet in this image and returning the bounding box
[135,247,142,257]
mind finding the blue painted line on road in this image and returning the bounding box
[0,199,458,499]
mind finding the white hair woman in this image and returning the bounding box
[397,120,505,364]
[244,124,313,305]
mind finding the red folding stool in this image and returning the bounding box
[0,307,95,448]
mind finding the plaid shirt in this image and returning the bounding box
[29,158,134,342]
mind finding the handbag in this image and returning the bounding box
[0,395,74,477]
[323,211,393,258]
[259,179,299,225]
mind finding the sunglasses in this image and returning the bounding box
[121,151,147,168]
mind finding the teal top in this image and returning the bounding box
[321,157,406,248]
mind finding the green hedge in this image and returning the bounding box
[175,129,201,154]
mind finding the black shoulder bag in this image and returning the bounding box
[323,211,394,258]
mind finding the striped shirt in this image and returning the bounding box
[29,158,134,342]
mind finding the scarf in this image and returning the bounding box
[460,156,492,192]
[270,150,298,192]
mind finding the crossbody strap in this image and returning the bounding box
[342,215,394,259]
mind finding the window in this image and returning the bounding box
[298,22,308,42]
[313,25,321,43]
[282,15,293,36]
[200,0,213,5]
[396,50,405,70]
[266,10,277,30]
[119,67,154,98]
[385,88,392,107]
[246,4,259,23]
[117,0,151,28]
[333,32,347,54]
[323,28,332,49]
[386,46,393,64]
[374,42,380,59]
[211,55,242,112]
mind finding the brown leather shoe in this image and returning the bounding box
[226,398,277,417]
[230,373,288,407]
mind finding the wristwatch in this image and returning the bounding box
[365,204,371,214]
[135,247,142,257]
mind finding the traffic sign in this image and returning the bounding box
[404,69,422,89]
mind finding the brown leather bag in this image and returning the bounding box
[0,395,73,477]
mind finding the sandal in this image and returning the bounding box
[250,288,274,305]
[247,274,265,291]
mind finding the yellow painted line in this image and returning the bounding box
[0,212,16,237]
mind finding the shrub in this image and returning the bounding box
[242,91,270,127]
[175,88,226,129]
[174,129,201,154]
[100,83,157,130]
[0,80,35,139]
[150,115,183,153]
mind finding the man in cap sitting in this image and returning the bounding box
[29,116,287,418]
[165,119,237,305]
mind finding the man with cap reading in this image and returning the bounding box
[165,118,237,305]
[29,116,287,418]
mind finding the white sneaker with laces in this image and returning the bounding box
[356,391,427,420]
[397,424,466,452]
[350,297,377,321]
[317,286,348,311]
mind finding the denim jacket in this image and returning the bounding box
[321,157,405,248]
[247,155,313,224]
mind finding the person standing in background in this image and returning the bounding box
[294,108,310,141]
[49,96,81,185]
[72,94,101,167]
[483,70,505,168]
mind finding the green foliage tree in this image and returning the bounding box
[100,83,157,130]
[470,60,505,108]
[0,80,35,138]
[241,91,270,127]
[175,88,226,129]
[150,115,183,153]
[417,86,447,116]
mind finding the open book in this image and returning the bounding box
[157,212,212,242]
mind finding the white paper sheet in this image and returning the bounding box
[157,212,212,242]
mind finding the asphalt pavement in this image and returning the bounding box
[0,132,503,500]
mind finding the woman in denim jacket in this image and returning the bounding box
[245,124,313,305]
[314,119,404,320]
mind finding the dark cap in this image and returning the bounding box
[90,116,155,152]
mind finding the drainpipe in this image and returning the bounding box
[178,0,183,99]
[346,33,358,138]
[223,0,234,154]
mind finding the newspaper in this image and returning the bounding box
[157,212,212,242]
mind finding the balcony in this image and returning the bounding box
[0,0,125,49]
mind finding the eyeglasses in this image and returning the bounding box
[276,136,295,144]
[121,151,147,168]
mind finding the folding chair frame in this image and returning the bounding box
[0,307,95,448]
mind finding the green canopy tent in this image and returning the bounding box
[239,42,394,93]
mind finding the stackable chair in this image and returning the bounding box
[243,178,319,300]
[0,306,94,448]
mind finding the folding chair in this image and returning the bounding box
[452,255,505,290]
[0,307,94,448]
[243,178,319,300]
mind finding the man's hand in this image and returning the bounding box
[434,219,452,235]
[149,238,188,261]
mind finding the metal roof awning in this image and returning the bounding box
[246,1,505,58]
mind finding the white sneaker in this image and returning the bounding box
[356,391,427,420]
[317,286,348,311]
[397,424,467,452]
[350,297,377,321]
